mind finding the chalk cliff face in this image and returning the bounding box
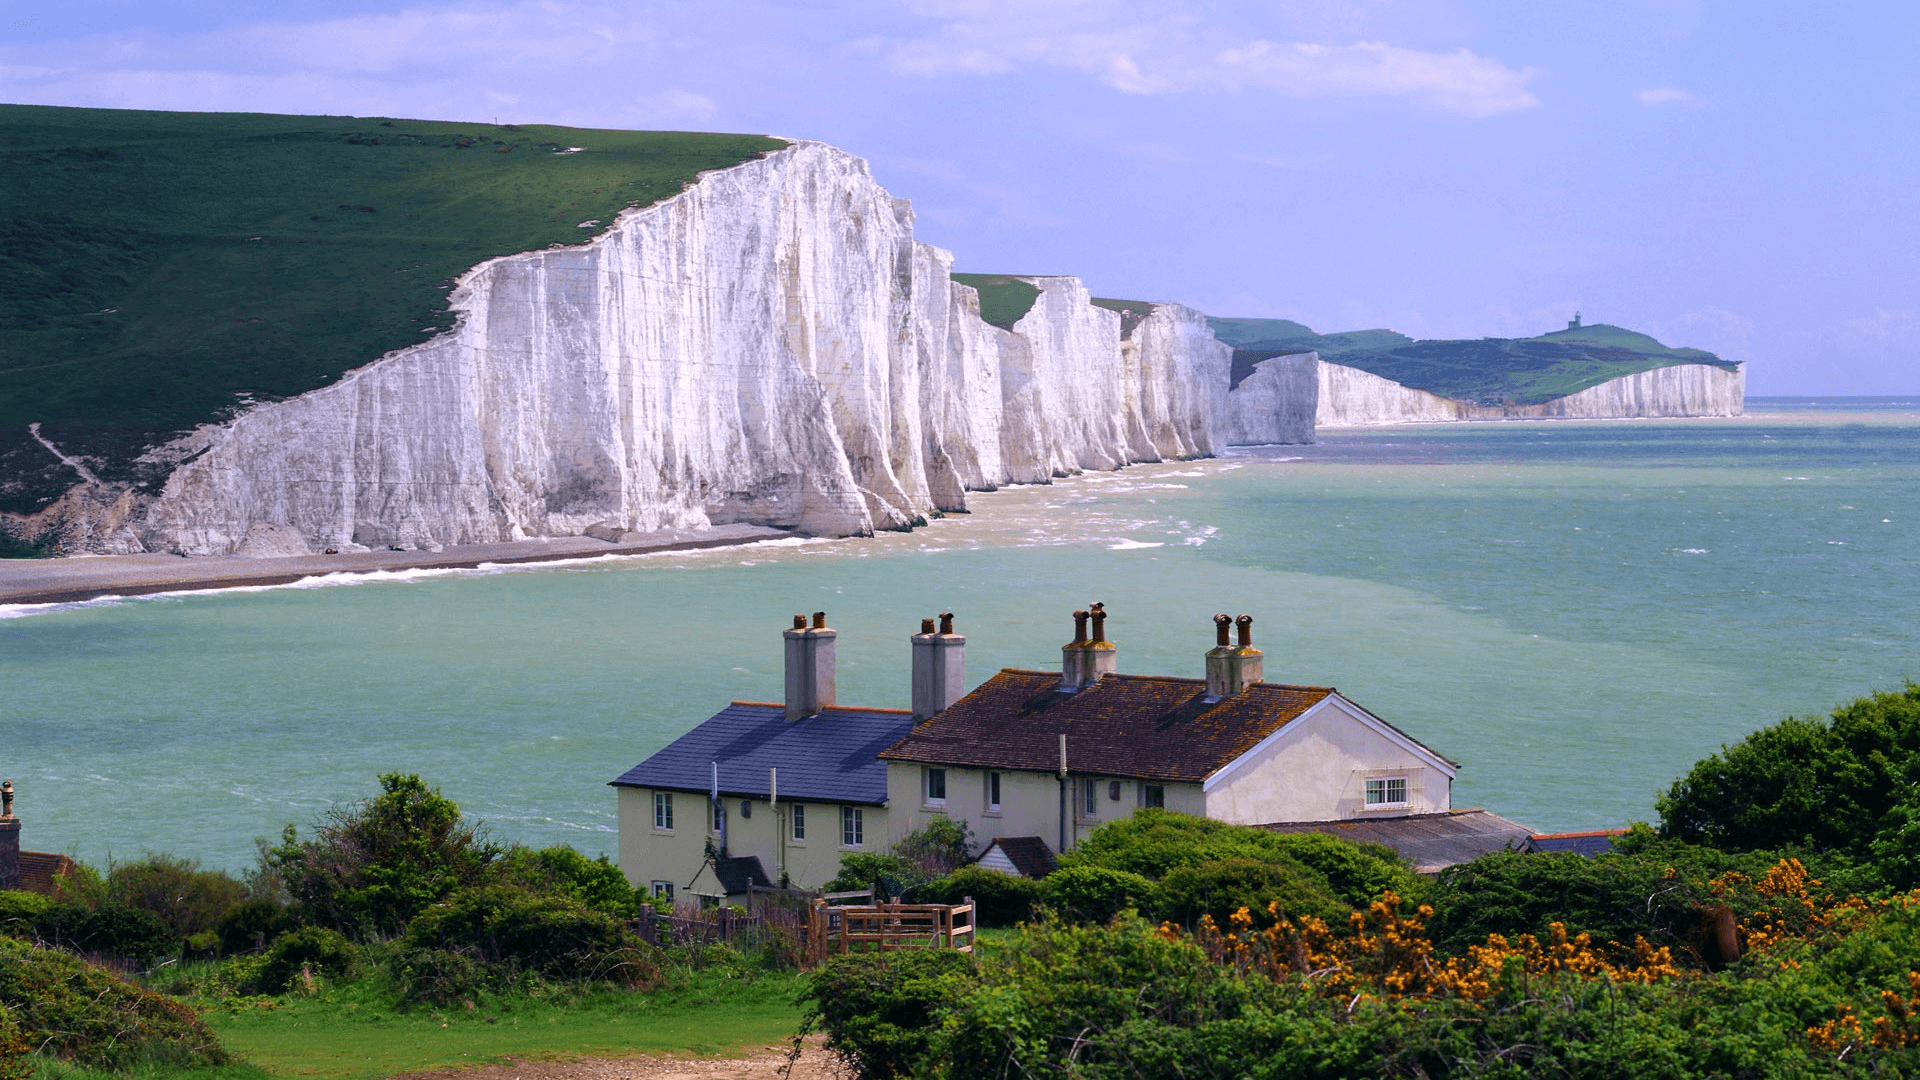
[61,142,1227,555]
[1226,353,1319,445]
[1314,361,1745,427]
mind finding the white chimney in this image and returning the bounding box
[912,612,966,721]
[784,611,837,721]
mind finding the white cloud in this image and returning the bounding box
[878,5,1541,116]
[1635,86,1700,107]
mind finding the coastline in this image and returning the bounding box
[0,523,789,607]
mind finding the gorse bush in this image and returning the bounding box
[31,902,178,962]
[0,937,228,1071]
[402,885,657,984]
[1156,856,1347,928]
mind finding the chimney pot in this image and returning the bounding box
[1089,602,1107,644]
[921,617,937,634]
[792,614,806,630]
[1236,614,1253,648]
[812,611,827,630]
[1214,613,1231,647]
[939,612,955,636]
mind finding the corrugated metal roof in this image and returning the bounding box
[879,669,1337,781]
[1527,830,1627,857]
[1261,809,1536,874]
[610,701,915,806]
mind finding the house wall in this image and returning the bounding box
[1202,699,1452,824]
[884,763,1204,854]
[616,786,892,898]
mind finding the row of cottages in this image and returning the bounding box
[611,607,1467,903]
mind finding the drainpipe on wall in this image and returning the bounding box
[771,766,783,884]
[1057,733,1069,854]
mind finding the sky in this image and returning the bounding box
[4,1,1916,394]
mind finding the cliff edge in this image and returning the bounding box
[34,142,1227,555]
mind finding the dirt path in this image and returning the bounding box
[388,1040,843,1080]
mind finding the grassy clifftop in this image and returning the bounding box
[1209,317,1737,406]
[0,104,784,513]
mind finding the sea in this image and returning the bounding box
[4,398,1917,872]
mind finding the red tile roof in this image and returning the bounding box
[879,669,1337,781]
[11,851,78,895]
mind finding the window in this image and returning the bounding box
[712,799,726,832]
[1082,777,1099,817]
[792,803,806,840]
[1141,784,1165,809]
[841,806,864,846]
[653,792,673,830]
[925,767,947,806]
[1365,776,1409,807]
[650,880,674,900]
[986,771,1002,813]
[739,799,752,819]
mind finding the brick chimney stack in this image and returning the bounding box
[0,780,19,891]
[1060,603,1116,691]
[1205,614,1264,698]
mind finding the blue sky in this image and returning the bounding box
[4,1,1915,393]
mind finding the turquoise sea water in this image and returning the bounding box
[5,399,1918,871]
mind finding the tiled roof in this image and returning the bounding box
[611,701,916,806]
[878,669,1337,781]
[980,836,1058,879]
[1527,829,1627,857]
[711,855,772,894]
[10,851,78,895]
[1261,809,1535,874]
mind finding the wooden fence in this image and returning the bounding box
[803,897,974,967]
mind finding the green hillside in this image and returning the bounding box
[1208,316,1736,405]
[0,104,784,513]
[951,273,1043,330]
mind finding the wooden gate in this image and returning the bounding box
[804,897,975,967]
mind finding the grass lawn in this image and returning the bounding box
[197,973,808,1080]
[0,104,783,512]
[950,274,1041,331]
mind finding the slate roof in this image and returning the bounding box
[980,836,1058,879]
[878,668,1351,781]
[710,855,772,894]
[1261,809,1535,874]
[611,701,916,806]
[1527,829,1627,857]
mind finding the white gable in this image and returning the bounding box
[1201,693,1455,825]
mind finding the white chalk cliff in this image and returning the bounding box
[1313,360,1746,427]
[1226,353,1319,445]
[63,142,1228,555]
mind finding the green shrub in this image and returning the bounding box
[1658,684,1920,866]
[0,937,227,1070]
[1155,857,1347,928]
[0,892,52,939]
[918,867,1040,927]
[803,949,978,1080]
[236,925,356,994]
[262,772,499,937]
[1039,865,1156,924]
[217,896,297,955]
[497,845,644,917]
[825,853,926,899]
[31,902,178,962]
[402,886,657,985]
[1062,810,1417,906]
[103,855,247,939]
[893,818,973,881]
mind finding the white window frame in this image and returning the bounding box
[1140,783,1165,809]
[791,802,806,841]
[841,805,865,847]
[650,880,674,900]
[653,791,673,831]
[924,766,947,808]
[985,771,1002,815]
[1081,777,1100,819]
[712,798,726,832]
[1364,775,1410,809]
